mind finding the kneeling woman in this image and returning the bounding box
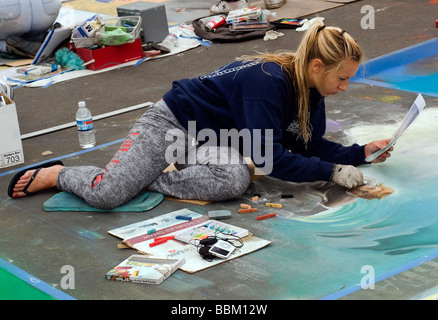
[10,22,393,209]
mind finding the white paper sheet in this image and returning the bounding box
[365,93,426,162]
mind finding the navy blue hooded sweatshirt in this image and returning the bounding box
[163,60,366,183]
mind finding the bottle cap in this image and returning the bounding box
[78,101,86,107]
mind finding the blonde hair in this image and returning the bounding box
[238,21,363,144]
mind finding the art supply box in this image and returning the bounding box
[75,37,143,70]
[105,255,185,284]
[0,93,24,169]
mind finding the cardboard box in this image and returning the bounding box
[75,38,143,71]
[0,93,24,169]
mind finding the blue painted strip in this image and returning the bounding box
[42,80,55,88]
[0,138,124,178]
[133,57,148,66]
[352,37,438,81]
[321,249,438,300]
[0,257,75,300]
[353,78,438,98]
[352,78,399,89]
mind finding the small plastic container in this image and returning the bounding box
[98,16,142,46]
[159,33,177,50]
[71,14,105,48]
[264,0,286,9]
[71,29,99,48]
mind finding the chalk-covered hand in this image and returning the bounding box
[330,164,364,189]
[364,138,394,163]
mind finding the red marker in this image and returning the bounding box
[257,213,276,221]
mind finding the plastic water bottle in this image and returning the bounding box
[159,33,177,51]
[76,101,96,148]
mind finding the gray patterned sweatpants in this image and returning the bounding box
[56,100,250,209]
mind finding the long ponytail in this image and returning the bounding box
[238,21,363,144]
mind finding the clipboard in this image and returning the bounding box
[32,26,72,64]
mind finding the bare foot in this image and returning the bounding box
[12,165,64,198]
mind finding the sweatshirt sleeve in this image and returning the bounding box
[237,88,367,182]
[293,98,368,167]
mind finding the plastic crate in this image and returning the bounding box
[99,16,141,46]
[72,16,141,48]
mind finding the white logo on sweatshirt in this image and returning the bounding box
[286,120,301,135]
[199,61,260,80]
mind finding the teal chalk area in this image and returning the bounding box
[243,104,438,299]
[352,38,438,96]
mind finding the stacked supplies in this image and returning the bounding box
[226,7,270,32]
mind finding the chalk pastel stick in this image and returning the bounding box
[257,213,276,221]
[240,203,251,209]
[154,235,175,242]
[147,228,156,234]
[149,238,168,247]
[208,210,232,220]
[175,215,192,220]
[266,202,282,208]
[238,208,258,213]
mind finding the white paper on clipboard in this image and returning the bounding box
[366,93,426,162]
[32,27,72,64]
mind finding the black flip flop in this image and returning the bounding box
[7,160,64,198]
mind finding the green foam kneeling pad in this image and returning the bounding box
[43,190,164,212]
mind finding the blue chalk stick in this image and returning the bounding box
[175,215,192,221]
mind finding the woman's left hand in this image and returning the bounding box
[365,138,394,163]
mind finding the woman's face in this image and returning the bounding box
[309,58,360,97]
